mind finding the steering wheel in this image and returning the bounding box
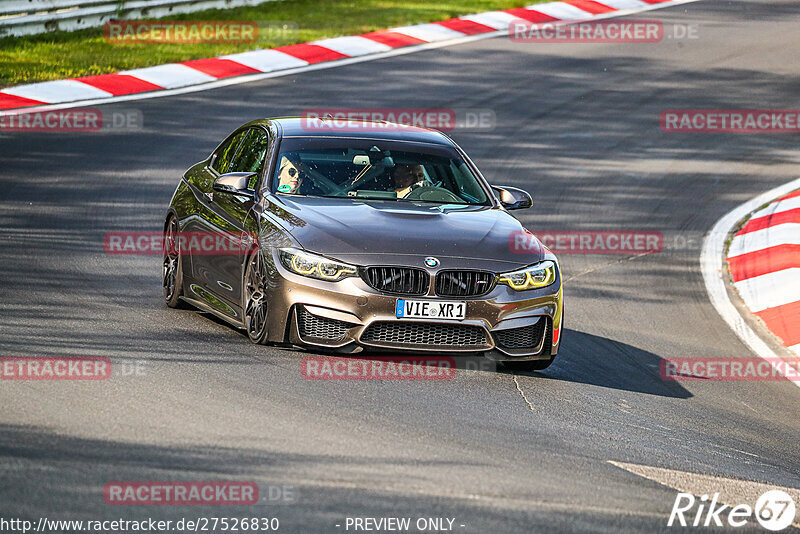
[404,185,463,203]
[333,165,386,196]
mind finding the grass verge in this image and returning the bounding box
[0,0,535,88]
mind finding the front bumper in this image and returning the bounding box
[264,252,563,361]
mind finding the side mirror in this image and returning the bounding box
[213,172,257,198]
[491,185,533,210]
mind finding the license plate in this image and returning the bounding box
[395,299,466,320]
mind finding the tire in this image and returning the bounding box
[244,249,270,344]
[162,215,187,308]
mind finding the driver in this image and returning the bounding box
[391,164,425,198]
[276,155,304,194]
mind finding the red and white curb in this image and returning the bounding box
[702,177,800,389]
[0,0,699,114]
[727,190,800,357]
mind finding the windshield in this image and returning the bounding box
[270,137,490,205]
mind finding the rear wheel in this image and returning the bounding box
[244,249,269,344]
[163,216,186,308]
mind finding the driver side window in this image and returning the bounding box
[212,130,247,174]
[229,128,271,189]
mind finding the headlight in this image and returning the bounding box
[498,260,557,290]
[279,247,357,282]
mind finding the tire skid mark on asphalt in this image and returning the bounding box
[562,251,655,283]
[602,417,774,469]
[511,378,775,469]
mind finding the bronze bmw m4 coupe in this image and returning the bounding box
[163,118,563,370]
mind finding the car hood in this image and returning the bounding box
[264,196,543,270]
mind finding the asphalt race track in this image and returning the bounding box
[2,1,800,532]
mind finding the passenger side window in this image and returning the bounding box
[229,128,271,189]
[450,161,482,199]
[212,130,247,174]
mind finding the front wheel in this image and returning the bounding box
[244,249,269,344]
[163,216,186,308]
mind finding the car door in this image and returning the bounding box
[208,127,273,309]
[183,128,249,316]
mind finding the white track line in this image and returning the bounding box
[700,176,800,390]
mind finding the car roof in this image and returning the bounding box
[250,117,456,146]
